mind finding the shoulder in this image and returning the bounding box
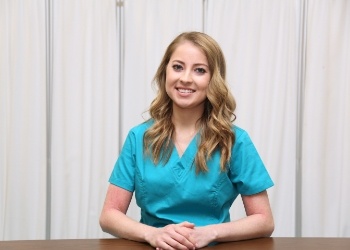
[128,119,154,136]
[232,125,250,141]
[231,125,256,154]
[121,120,153,147]
[118,120,154,154]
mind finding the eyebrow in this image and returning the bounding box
[171,59,209,68]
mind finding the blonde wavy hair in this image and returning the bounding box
[144,31,236,173]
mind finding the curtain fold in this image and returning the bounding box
[49,0,120,238]
[0,0,47,240]
[301,0,350,237]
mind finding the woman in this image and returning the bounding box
[100,31,274,250]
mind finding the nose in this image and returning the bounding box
[180,70,193,83]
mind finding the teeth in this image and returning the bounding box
[178,88,194,93]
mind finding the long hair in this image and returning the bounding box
[144,31,236,173]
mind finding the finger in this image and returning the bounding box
[171,230,196,249]
[159,237,189,250]
[178,221,195,228]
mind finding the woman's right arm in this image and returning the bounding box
[99,184,196,250]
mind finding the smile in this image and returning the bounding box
[177,88,195,93]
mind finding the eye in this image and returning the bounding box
[172,64,183,71]
[195,67,207,74]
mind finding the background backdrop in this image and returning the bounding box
[1,0,349,240]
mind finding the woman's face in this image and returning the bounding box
[165,41,211,112]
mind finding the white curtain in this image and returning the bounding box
[301,0,350,237]
[1,0,350,240]
[0,0,47,240]
[49,0,120,239]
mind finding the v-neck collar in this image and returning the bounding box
[175,133,198,158]
[170,136,195,183]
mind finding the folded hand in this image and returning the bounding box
[147,221,196,250]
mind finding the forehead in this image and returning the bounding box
[170,41,208,63]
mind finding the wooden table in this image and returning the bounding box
[1,237,350,250]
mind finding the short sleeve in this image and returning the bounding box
[109,130,136,192]
[229,127,274,195]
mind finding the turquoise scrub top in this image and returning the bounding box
[109,120,274,227]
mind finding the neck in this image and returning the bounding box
[172,107,201,156]
[171,106,203,132]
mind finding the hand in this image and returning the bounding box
[186,226,217,249]
[146,221,196,250]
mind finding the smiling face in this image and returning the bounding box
[165,41,211,113]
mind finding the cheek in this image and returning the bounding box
[165,70,176,83]
[165,72,178,91]
[198,80,210,92]
[165,81,169,94]
[165,79,172,96]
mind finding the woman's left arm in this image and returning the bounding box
[191,190,274,248]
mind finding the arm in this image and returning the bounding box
[190,190,274,248]
[99,184,196,250]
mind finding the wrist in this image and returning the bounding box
[204,225,219,242]
[143,226,157,243]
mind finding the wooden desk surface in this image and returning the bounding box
[1,237,350,250]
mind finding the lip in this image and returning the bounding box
[176,87,195,94]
